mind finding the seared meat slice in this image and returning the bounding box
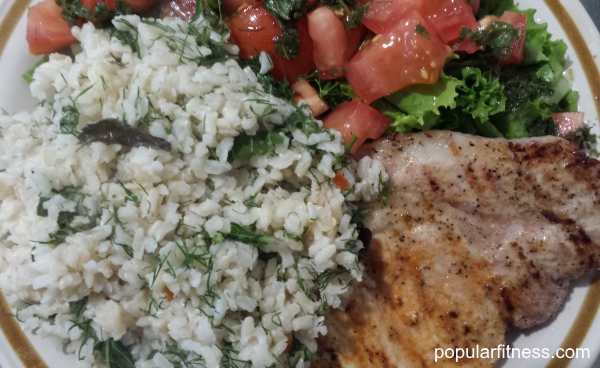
[314,131,600,368]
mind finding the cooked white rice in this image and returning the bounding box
[0,13,388,368]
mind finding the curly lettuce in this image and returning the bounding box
[379,1,578,140]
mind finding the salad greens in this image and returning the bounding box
[45,0,593,151]
[274,27,301,60]
[373,0,576,140]
[284,0,589,147]
[301,71,357,109]
[262,0,312,23]
[459,22,519,59]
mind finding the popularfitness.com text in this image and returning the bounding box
[434,345,591,363]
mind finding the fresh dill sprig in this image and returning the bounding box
[116,179,140,204]
[378,171,392,206]
[214,223,274,247]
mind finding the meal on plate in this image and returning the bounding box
[0,0,597,367]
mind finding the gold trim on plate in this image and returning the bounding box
[542,1,600,365]
[0,0,31,58]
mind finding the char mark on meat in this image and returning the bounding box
[314,131,600,368]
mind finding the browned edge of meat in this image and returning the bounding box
[314,131,600,368]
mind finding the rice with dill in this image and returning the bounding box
[0,13,388,368]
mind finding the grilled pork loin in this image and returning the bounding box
[314,131,600,367]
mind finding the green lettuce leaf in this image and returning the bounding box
[491,8,576,138]
[379,67,506,136]
[520,8,568,84]
[560,89,579,112]
[368,2,579,143]
[452,67,506,122]
[490,99,555,139]
[438,109,505,138]
[376,73,461,133]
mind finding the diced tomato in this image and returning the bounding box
[333,172,351,190]
[80,0,117,13]
[124,0,155,11]
[552,112,585,137]
[80,0,95,10]
[227,8,314,83]
[452,38,484,54]
[307,7,348,79]
[362,0,420,34]
[363,0,476,45]
[323,99,391,153]
[226,5,281,58]
[346,11,451,104]
[159,0,197,20]
[86,0,153,12]
[82,0,153,12]
[164,286,175,302]
[469,0,480,14]
[345,23,367,60]
[222,0,259,15]
[498,11,527,65]
[292,80,329,117]
[27,0,77,55]
[420,0,478,44]
[284,333,293,354]
[270,17,316,83]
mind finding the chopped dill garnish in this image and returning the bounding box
[378,171,392,206]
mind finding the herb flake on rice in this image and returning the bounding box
[0,13,387,368]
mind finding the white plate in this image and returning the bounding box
[0,1,599,367]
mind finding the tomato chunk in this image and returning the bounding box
[222,0,259,15]
[163,286,175,301]
[363,0,476,45]
[80,0,117,13]
[323,99,391,153]
[226,5,281,58]
[124,0,155,11]
[346,10,451,103]
[227,9,314,83]
[27,0,77,55]
[270,17,316,83]
[292,80,329,117]
[420,0,478,44]
[498,11,527,65]
[552,112,585,137]
[333,172,351,191]
[469,0,480,14]
[159,0,197,20]
[307,7,349,79]
[362,0,421,34]
[345,23,367,60]
[452,38,484,54]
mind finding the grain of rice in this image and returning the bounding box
[0,13,388,368]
